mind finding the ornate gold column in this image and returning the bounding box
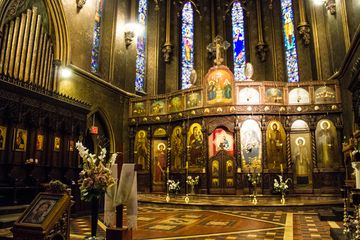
[297,0,311,46]
[309,2,322,80]
[339,0,350,51]
[255,0,268,62]
[268,1,277,81]
[162,0,173,63]
[153,1,160,95]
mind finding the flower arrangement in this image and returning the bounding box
[76,141,117,202]
[273,175,291,195]
[167,179,180,194]
[47,180,68,194]
[247,172,261,187]
[186,176,199,186]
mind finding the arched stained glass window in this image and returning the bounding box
[232,1,246,81]
[135,0,148,92]
[280,0,299,82]
[90,0,104,73]
[181,2,194,90]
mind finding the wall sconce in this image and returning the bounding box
[60,66,72,78]
[124,23,144,48]
[314,0,336,15]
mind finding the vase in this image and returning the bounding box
[252,189,258,204]
[280,193,286,205]
[190,185,195,195]
[91,197,99,238]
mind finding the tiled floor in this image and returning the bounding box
[0,194,342,239]
[69,206,339,240]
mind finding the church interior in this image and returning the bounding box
[0,0,360,239]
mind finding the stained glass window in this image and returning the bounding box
[90,0,104,73]
[181,2,194,90]
[135,0,148,92]
[232,1,246,81]
[280,0,299,82]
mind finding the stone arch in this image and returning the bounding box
[87,107,115,154]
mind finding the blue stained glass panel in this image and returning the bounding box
[181,2,194,90]
[135,0,148,92]
[232,2,246,81]
[280,0,299,82]
[90,0,104,73]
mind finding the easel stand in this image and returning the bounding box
[106,163,138,240]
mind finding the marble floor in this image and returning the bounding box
[70,205,341,239]
[0,194,343,239]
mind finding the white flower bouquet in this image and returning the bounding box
[186,176,199,186]
[247,172,261,187]
[167,179,180,194]
[273,175,291,195]
[76,141,118,202]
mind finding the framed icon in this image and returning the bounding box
[36,134,44,151]
[16,192,70,228]
[54,137,61,151]
[13,128,27,151]
[0,126,6,150]
[68,140,74,152]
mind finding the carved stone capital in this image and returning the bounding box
[162,43,174,63]
[255,42,268,62]
[325,0,336,15]
[297,23,311,46]
[77,0,87,9]
[124,31,135,48]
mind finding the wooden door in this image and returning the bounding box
[209,150,235,194]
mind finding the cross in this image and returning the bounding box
[206,35,230,66]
